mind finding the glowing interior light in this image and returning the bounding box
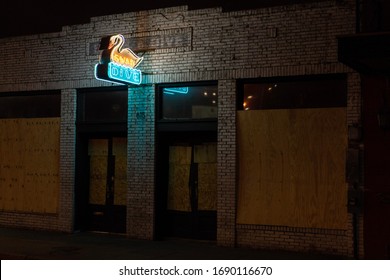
[212,92,216,96]
[247,95,253,99]
[204,92,208,96]
[163,87,189,95]
[268,87,273,91]
[243,102,247,107]
[212,100,216,104]
[95,34,143,85]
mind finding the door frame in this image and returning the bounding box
[74,131,127,233]
[362,75,390,259]
[155,130,218,240]
[75,86,128,233]
[154,81,218,240]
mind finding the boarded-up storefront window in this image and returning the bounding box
[0,92,60,214]
[237,75,348,229]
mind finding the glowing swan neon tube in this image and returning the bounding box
[95,34,143,85]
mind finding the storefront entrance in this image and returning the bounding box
[75,86,128,233]
[86,137,127,233]
[75,134,127,233]
[362,76,390,259]
[156,132,217,240]
[155,82,218,240]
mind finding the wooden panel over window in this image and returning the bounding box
[0,118,60,213]
[237,108,348,229]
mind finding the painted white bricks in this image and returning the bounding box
[0,2,356,91]
[0,1,360,257]
[217,79,237,247]
[59,88,77,232]
[127,86,155,239]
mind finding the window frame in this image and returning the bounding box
[0,90,61,118]
[236,74,348,111]
[156,81,218,132]
[77,86,128,125]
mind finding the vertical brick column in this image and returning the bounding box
[347,72,364,259]
[59,88,77,232]
[217,79,237,247]
[127,85,155,239]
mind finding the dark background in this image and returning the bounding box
[0,0,326,38]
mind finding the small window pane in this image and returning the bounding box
[0,92,60,118]
[78,89,128,123]
[161,84,218,120]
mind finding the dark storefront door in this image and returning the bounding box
[75,87,128,233]
[155,82,218,240]
[362,76,390,259]
[87,137,127,233]
[165,141,217,240]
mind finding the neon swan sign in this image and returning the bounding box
[95,34,143,85]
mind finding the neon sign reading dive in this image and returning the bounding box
[95,34,143,85]
[108,63,142,85]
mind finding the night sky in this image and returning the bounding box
[0,0,252,38]
[0,0,315,38]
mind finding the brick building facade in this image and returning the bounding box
[0,1,365,258]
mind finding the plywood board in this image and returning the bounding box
[195,143,217,211]
[194,143,217,163]
[167,146,192,212]
[169,146,191,164]
[113,138,127,206]
[88,139,108,156]
[114,155,127,206]
[88,139,108,205]
[0,118,60,214]
[89,155,107,205]
[167,164,191,211]
[113,137,127,156]
[237,108,348,229]
[198,163,217,211]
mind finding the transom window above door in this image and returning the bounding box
[158,83,218,120]
[77,86,128,123]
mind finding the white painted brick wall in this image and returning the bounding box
[0,1,360,257]
[0,1,356,91]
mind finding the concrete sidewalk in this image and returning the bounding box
[0,227,347,260]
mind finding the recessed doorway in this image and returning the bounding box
[86,137,127,233]
[155,82,218,240]
[75,86,128,233]
[157,131,217,240]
